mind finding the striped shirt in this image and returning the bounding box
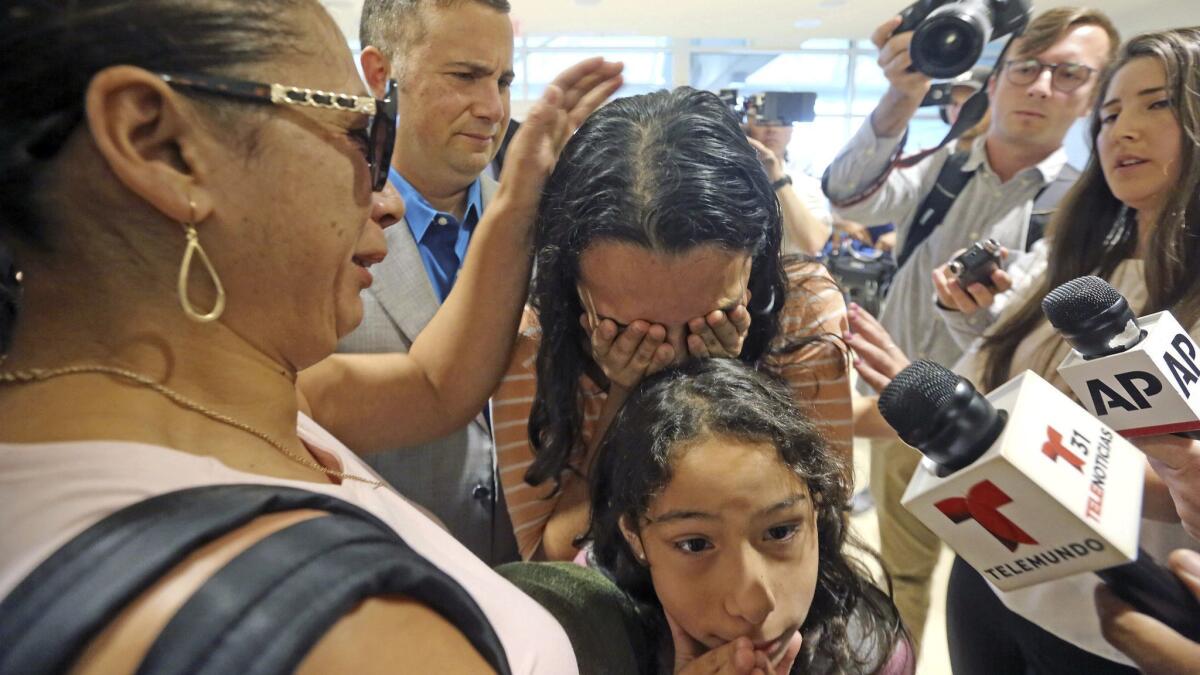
[492,260,852,559]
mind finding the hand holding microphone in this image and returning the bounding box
[1043,275,1200,539]
[1095,549,1200,675]
[878,360,1200,641]
[1043,276,1200,438]
[1131,434,1200,541]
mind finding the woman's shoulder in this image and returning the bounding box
[781,256,839,291]
[778,257,846,330]
[768,258,849,368]
[5,494,500,675]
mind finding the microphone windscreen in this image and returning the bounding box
[879,360,960,439]
[1042,275,1122,332]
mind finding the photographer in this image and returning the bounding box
[824,5,1118,649]
[744,100,832,255]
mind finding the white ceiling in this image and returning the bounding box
[323,0,1199,50]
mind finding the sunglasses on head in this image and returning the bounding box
[160,72,398,191]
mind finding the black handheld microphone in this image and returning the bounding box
[1043,276,1144,358]
[1044,276,1200,439]
[878,360,1006,476]
[881,360,1200,642]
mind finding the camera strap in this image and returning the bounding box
[894,155,1080,271]
[0,484,512,675]
[895,150,974,269]
[1027,163,1081,246]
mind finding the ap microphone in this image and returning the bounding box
[1044,276,1200,437]
[881,361,1200,642]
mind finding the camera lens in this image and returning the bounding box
[910,0,993,78]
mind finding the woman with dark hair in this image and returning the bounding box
[849,27,1200,674]
[502,359,910,674]
[0,0,621,671]
[491,87,854,561]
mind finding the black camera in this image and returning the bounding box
[745,92,816,125]
[720,90,817,126]
[895,0,1031,78]
[718,88,741,111]
[825,244,896,317]
[947,238,1002,289]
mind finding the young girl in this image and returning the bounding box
[548,358,908,674]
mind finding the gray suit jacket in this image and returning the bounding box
[337,175,519,565]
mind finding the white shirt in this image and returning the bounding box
[826,121,1070,391]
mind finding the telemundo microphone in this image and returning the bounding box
[1043,275,1200,438]
[880,360,1200,641]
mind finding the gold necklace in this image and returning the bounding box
[0,364,383,487]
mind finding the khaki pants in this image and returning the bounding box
[870,436,942,652]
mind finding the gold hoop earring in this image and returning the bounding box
[177,200,226,323]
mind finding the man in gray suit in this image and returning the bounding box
[342,0,518,564]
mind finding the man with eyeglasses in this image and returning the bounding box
[823,6,1119,652]
[338,0,521,566]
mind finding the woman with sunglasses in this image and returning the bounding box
[0,1,620,672]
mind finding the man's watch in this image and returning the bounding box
[771,175,793,191]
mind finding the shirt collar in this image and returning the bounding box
[463,179,483,225]
[389,168,484,242]
[964,136,1072,186]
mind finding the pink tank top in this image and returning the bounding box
[0,413,577,674]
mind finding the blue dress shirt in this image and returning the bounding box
[389,168,482,304]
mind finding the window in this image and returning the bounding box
[692,52,850,114]
[512,35,672,101]
[505,36,1002,174]
[690,41,952,175]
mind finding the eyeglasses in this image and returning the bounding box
[160,72,398,191]
[1003,58,1096,94]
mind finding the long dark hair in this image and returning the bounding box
[980,27,1200,392]
[588,359,899,673]
[525,87,788,489]
[0,0,313,250]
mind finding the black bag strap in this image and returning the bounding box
[1026,163,1081,249]
[0,484,510,675]
[895,151,976,270]
[141,509,511,675]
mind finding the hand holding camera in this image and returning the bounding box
[872,16,935,106]
[894,0,1031,78]
[932,239,1011,314]
[869,0,1029,140]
